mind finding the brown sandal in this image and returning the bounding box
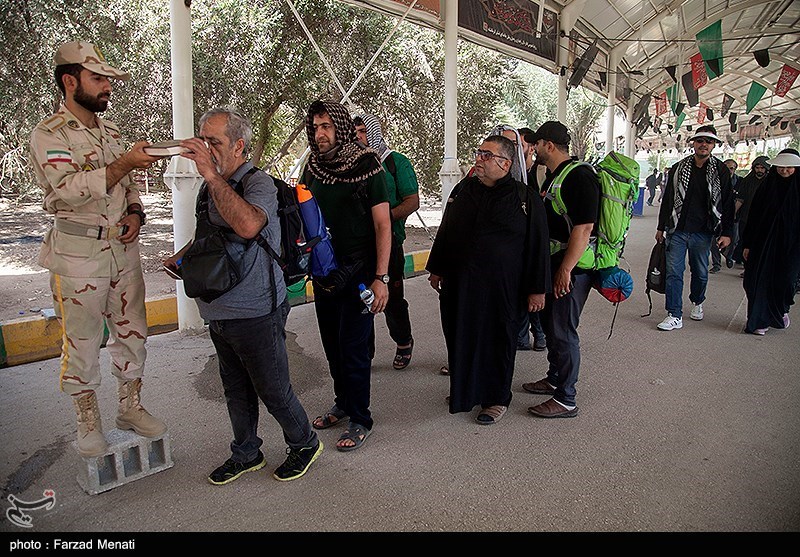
[476,405,508,425]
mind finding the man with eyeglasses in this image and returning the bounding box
[427,135,550,425]
[655,125,735,331]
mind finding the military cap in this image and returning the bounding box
[54,41,130,81]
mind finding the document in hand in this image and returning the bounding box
[144,140,188,157]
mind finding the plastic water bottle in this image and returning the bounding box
[358,283,374,313]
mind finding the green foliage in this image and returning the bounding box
[0,0,610,199]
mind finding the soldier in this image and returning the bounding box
[29,41,165,457]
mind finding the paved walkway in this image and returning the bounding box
[1,207,798,534]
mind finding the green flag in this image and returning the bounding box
[676,113,686,130]
[696,20,723,79]
[746,82,767,113]
[667,82,680,113]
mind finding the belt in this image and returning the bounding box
[54,219,123,240]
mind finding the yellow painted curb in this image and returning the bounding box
[1,250,431,368]
[1,295,178,368]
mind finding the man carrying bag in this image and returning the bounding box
[164,107,321,484]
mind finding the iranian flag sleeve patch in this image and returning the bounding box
[47,150,72,164]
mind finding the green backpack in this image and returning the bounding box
[546,151,640,270]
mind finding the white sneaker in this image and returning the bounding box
[657,314,683,331]
[690,303,704,321]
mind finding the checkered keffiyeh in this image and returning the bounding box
[358,113,390,160]
[669,155,722,231]
[305,101,382,184]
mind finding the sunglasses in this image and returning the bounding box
[474,149,509,162]
[693,138,717,145]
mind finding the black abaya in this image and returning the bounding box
[741,168,800,332]
[426,175,550,413]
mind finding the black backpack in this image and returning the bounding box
[236,168,318,289]
[641,241,666,317]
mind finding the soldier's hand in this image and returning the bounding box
[116,213,141,244]
[125,142,160,170]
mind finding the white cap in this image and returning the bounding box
[767,151,800,168]
[688,131,722,143]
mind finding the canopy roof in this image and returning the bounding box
[341,0,800,150]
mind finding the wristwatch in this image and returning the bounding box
[375,274,390,284]
[128,209,146,226]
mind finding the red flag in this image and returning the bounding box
[776,64,799,98]
[654,92,667,116]
[697,102,707,124]
[691,53,708,90]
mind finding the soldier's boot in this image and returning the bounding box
[115,378,167,437]
[73,391,108,457]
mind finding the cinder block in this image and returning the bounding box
[73,428,174,495]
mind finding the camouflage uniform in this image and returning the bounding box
[30,105,147,397]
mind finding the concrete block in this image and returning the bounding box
[73,428,174,495]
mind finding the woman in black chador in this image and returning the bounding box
[741,148,800,335]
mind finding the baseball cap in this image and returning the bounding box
[532,121,571,145]
[54,41,130,81]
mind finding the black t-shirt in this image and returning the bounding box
[542,159,600,270]
[677,163,712,233]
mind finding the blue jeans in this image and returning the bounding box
[517,311,546,346]
[209,299,317,463]
[665,231,713,318]
[540,272,593,407]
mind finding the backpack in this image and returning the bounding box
[641,241,667,317]
[546,151,640,271]
[235,168,315,289]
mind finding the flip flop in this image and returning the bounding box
[336,422,372,452]
[439,365,450,376]
[312,406,347,430]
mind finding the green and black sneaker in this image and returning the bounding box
[273,441,323,481]
[208,451,266,485]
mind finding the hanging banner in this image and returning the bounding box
[746,82,767,113]
[696,20,723,79]
[682,71,700,107]
[776,64,800,97]
[458,0,558,62]
[720,93,734,117]
[697,102,707,124]
[676,113,686,130]
[666,82,679,113]
[690,53,708,90]
[654,92,667,116]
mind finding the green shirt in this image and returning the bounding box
[383,151,419,243]
[308,171,389,258]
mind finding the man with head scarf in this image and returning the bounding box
[655,125,735,331]
[353,114,419,370]
[740,148,800,335]
[489,124,528,185]
[302,100,391,452]
[732,155,770,267]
